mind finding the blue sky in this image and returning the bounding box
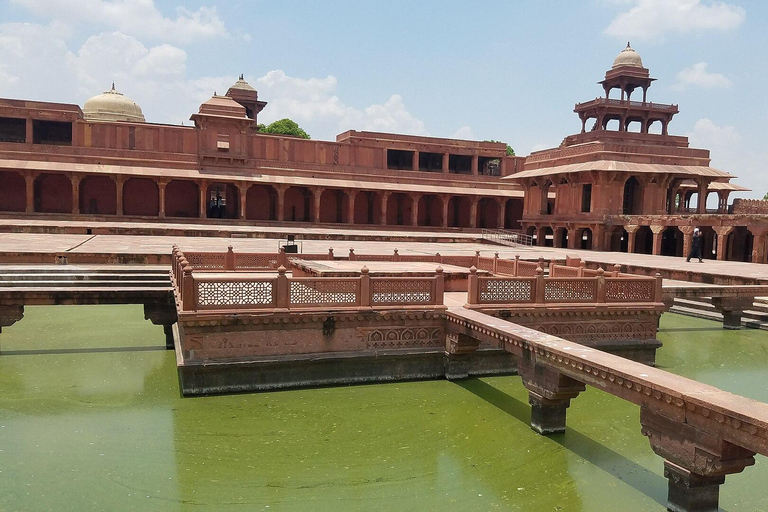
[0,0,766,197]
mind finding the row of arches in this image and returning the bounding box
[0,170,524,229]
[525,224,758,262]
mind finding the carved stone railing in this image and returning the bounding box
[481,228,534,247]
[172,246,445,312]
[445,307,768,512]
[467,266,662,307]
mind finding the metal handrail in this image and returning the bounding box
[481,229,533,247]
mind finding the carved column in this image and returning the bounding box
[115,176,125,216]
[444,332,481,379]
[641,407,755,512]
[275,185,286,222]
[496,198,505,229]
[312,188,323,223]
[410,193,421,227]
[518,356,585,434]
[680,226,694,259]
[158,180,167,218]
[651,225,665,255]
[471,155,479,175]
[713,226,733,261]
[697,179,709,214]
[626,225,639,254]
[442,153,450,173]
[238,183,248,220]
[412,150,419,171]
[441,196,449,228]
[748,226,768,264]
[346,190,357,224]
[469,197,479,228]
[0,305,24,335]
[71,174,81,215]
[198,181,207,219]
[380,191,391,226]
[25,172,35,213]
[536,225,546,247]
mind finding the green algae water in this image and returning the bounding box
[0,307,767,512]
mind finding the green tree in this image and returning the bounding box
[484,140,515,156]
[763,192,768,201]
[260,118,310,139]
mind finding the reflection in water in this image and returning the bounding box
[0,307,766,511]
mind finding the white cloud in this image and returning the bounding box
[255,70,427,139]
[605,0,745,40]
[673,62,732,90]
[452,126,475,140]
[529,142,555,153]
[10,0,227,43]
[687,118,741,147]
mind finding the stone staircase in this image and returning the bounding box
[671,296,768,330]
[0,265,171,291]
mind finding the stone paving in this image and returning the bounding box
[2,230,768,282]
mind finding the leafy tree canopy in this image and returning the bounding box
[764,191,768,201]
[484,140,515,156]
[260,118,310,139]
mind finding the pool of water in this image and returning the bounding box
[0,306,766,511]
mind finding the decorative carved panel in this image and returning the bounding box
[356,326,443,349]
[197,280,274,306]
[371,279,432,305]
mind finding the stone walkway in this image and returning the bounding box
[2,230,768,282]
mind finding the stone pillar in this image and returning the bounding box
[24,172,35,213]
[566,228,577,249]
[441,196,449,228]
[158,181,167,218]
[313,188,323,223]
[238,184,248,220]
[276,186,286,222]
[711,297,753,330]
[471,155,479,176]
[496,199,505,229]
[412,150,419,171]
[346,190,357,224]
[379,192,390,226]
[536,225,546,247]
[680,226,694,259]
[198,181,207,219]
[444,332,481,379]
[713,226,732,261]
[25,118,33,144]
[640,407,755,512]
[115,176,125,216]
[410,194,420,227]
[0,305,24,334]
[469,197,479,228]
[518,357,585,434]
[143,303,178,350]
[651,225,665,255]
[749,227,768,264]
[697,180,709,214]
[442,153,450,173]
[593,224,606,252]
[626,225,638,254]
[71,174,81,215]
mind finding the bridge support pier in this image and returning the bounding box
[444,332,480,380]
[711,297,752,330]
[518,357,585,434]
[0,305,24,335]
[641,408,755,512]
[143,303,178,350]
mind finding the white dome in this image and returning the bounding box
[612,43,644,69]
[83,84,145,123]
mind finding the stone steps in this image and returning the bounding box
[0,279,170,288]
[0,273,168,282]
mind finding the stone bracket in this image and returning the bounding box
[518,355,585,434]
[640,407,755,512]
[711,297,753,330]
[444,332,481,380]
[143,303,178,350]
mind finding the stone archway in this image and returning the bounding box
[34,173,72,213]
[477,198,499,229]
[246,184,275,221]
[205,183,239,219]
[660,226,684,257]
[448,197,471,228]
[123,178,159,216]
[623,176,643,215]
[504,198,523,229]
[417,194,443,227]
[165,180,199,218]
[79,175,116,215]
[577,228,593,250]
[386,193,414,226]
[353,191,379,225]
[284,186,312,222]
[319,189,347,224]
[727,227,753,262]
[0,171,26,212]
[633,226,653,254]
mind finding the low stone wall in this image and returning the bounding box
[731,198,768,215]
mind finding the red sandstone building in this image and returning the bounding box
[0,44,765,262]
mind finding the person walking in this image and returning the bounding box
[686,227,703,262]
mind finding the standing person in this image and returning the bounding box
[686,228,703,262]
